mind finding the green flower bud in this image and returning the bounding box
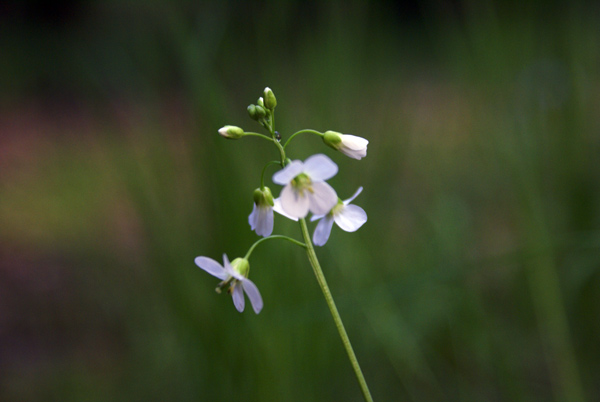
[255,105,267,119]
[247,104,258,120]
[253,186,274,207]
[257,97,265,108]
[218,125,245,139]
[322,130,342,150]
[263,87,277,110]
[230,257,250,277]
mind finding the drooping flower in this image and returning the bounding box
[322,131,369,160]
[272,154,338,219]
[249,187,275,237]
[311,187,367,246]
[194,254,263,314]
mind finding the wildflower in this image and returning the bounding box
[322,131,369,160]
[272,154,338,219]
[218,125,245,139]
[194,254,263,314]
[249,187,275,237]
[311,187,367,246]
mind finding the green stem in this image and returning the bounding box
[244,235,306,260]
[243,132,276,141]
[298,218,374,402]
[283,129,323,150]
[260,161,281,189]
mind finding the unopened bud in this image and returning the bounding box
[218,125,245,139]
[263,87,277,110]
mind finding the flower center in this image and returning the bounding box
[331,199,344,215]
[291,173,313,195]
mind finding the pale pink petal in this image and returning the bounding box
[343,187,363,205]
[255,206,274,237]
[232,285,245,312]
[194,256,228,280]
[308,181,338,215]
[310,213,325,222]
[334,205,367,232]
[272,160,304,185]
[313,216,335,246]
[248,203,259,230]
[273,198,298,221]
[302,154,338,181]
[242,279,263,314]
[280,184,310,218]
[223,254,243,280]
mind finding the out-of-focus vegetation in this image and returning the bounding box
[1,1,599,401]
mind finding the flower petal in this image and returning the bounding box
[242,279,263,314]
[334,204,367,232]
[343,187,363,205]
[273,197,299,221]
[308,181,338,215]
[272,160,304,185]
[255,205,274,237]
[313,216,335,246]
[194,256,228,280]
[248,203,259,230]
[341,134,369,150]
[310,213,325,222]
[223,254,244,280]
[232,284,245,312]
[303,154,338,181]
[280,184,310,218]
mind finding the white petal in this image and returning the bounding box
[302,154,338,181]
[313,216,335,246]
[255,206,274,237]
[310,213,325,222]
[343,187,363,205]
[248,203,259,230]
[232,285,245,312]
[223,254,243,280]
[194,256,228,280]
[334,204,367,232]
[341,134,369,150]
[273,198,299,221]
[242,279,263,314]
[272,160,304,185]
[280,184,310,218]
[308,181,338,215]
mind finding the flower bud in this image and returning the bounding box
[263,87,277,110]
[253,186,274,207]
[230,257,250,277]
[218,125,245,139]
[322,131,369,160]
[257,97,265,108]
[247,104,258,120]
[255,105,267,119]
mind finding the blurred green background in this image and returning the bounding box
[1,0,599,401]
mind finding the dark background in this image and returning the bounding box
[1,1,599,401]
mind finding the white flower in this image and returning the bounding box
[323,131,369,160]
[194,254,263,314]
[311,187,367,246]
[248,187,275,237]
[272,154,339,219]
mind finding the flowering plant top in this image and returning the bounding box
[193,87,373,401]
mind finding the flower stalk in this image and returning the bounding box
[299,218,374,402]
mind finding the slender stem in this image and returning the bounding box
[298,218,374,402]
[260,161,281,189]
[283,129,324,150]
[244,235,306,260]
[243,132,276,141]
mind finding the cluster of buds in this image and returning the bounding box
[197,87,369,313]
